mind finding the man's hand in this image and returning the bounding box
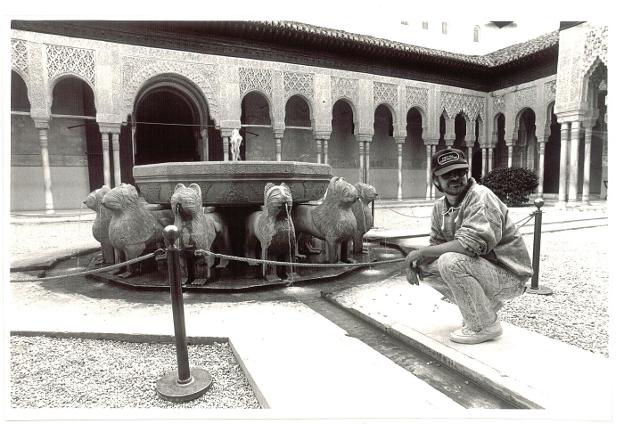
[405,248,424,269]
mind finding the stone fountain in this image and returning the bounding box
[84,158,388,291]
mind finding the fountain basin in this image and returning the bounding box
[133,161,332,206]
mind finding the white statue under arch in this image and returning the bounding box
[230,129,243,161]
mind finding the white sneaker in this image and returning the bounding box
[450,319,503,344]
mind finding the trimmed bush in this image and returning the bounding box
[482,167,538,206]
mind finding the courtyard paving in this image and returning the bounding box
[4,198,615,420]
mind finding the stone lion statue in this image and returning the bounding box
[245,182,298,282]
[230,129,243,161]
[83,185,114,265]
[102,183,165,278]
[293,176,359,263]
[171,183,231,285]
[350,182,378,254]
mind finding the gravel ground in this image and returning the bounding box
[501,226,609,357]
[10,336,261,409]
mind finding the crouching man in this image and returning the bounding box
[406,148,532,344]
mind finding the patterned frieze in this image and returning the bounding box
[514,86,537,112]
[239,67,273,97]
[406,86,429,112]
[122,56,218,119]
[283,71,314,101]
[373,81,398,110]
[11,39,28,77]
[492,94,505,113]
[583,26,608,71]
[46,44,95,85]
[331,76,358,104]
[544,80,557,104]
[441,91,485,121]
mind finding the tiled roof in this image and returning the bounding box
[262,21,559,68]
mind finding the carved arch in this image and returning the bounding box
[332,97,359,135]
[122,56,219,124]
[132,73,212,130]
[285,93,314,127]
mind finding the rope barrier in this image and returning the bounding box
[194,249,404,268]
[10,250,164,282]
[388,207,537,229]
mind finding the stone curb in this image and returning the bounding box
[321,293,543,410]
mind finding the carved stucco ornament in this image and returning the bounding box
[441,91,485,121]
[406,86,429,113]
[331,76,358,104]
[373,81,398,111]
[283,71,314,101]
[122,56,219,122]
[239,67,273,98]
[46,44,95,86]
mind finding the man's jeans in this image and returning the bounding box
[419,252,526,332]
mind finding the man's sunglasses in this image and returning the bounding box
[439,169,468,179]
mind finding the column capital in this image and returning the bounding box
[355,134,373,143]
[313,131,331,140]
[464,138,476,148]
[273,129,285,139]
[33,119,49,129]
[98,122,122,134]
[423,138,439,146]
[394,136,406,144]
[220,128,233,138]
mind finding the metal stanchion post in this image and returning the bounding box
[526,198,553,295]
[371,199,375,228]
[156,225,213,402]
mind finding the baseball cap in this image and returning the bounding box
[431,148,469,176]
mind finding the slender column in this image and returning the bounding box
[323,139,329,165]
[558,122,570,203]
[537,140,546,197]
[36,122,54,213]
[222,136,229,161]
[131,123,137,165]
[467,146,473,178]
[275,137,282,161]
[425,144,433,199]
[507,145,513,168]
[201,128,209,161]
[364,141,370,184]
[601,131,608,199]
[101,132,112,188]
[581,126,593,203]
[481,147,488,179]
[567,121,581,202]
[487,148,493,174]
[111,132,121,187]
[358,141,365,183]
[316,139,322,164]
[396,143,403,200]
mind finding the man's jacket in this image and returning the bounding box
[430,178,533,280]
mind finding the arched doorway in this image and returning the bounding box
[240,91,273,161]
[50,76,99,207]
[493,114,506,169]
[515,108,536,169]
[283,95,314,162]
[134,89,198,165]
[329,99,358,183]
[124,75,215,184]
[544,105,560,193]
[370,104,396,198]
[453,113,467,153]
[404,107,426,197]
